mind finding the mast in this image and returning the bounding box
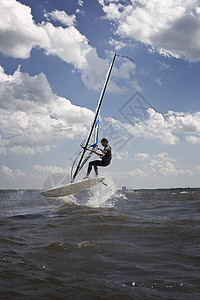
[71,53,117,182]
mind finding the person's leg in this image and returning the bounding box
[86,160,103,176]
[86,160,109,177]
[86,161,93,176]
[92,160,104,176]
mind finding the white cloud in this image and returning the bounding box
[108,110,179,145]
[108,38,127,50]
[129,152,200,178]
[159,62,170,70]
[154,77,162,86]
[42,22,91,70]
[0,0,134,91]
[134,153,150,161]
[107,109,200,145]
[147,152,195,176]
[0,164,46,189]
[129,168,148,177]
[80,48,113,90]
[185,135,200,143]
[34,165,69,174]
[0,0,86,64]
[34,165,72,189]
[78,0,84,7]
[131,80,143,92]
[0,163,72,189]
[0,0,49,59]
[1,164,26,183]
[76,1,85,15]
[44,10,76,27]
[0,65,94,155]
[113,150,129,160]
[113,60,135,80]
[148,152,178,176]
[168,111,200,134]
[1,165,16,180]
[99,0,200,62]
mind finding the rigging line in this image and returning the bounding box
[116,54,134,63]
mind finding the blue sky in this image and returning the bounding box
[0,0,200,189]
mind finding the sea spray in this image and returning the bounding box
[85,174,117,208]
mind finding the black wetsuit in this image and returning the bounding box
[87,144,112,176]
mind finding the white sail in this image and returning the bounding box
[71,53,117,182]
[71,117,99,180]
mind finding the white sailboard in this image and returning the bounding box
[41,53,117,198]
[41,177,105,197]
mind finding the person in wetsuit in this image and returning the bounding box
[84,138,112,178]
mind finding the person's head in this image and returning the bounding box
[101,138,108,146]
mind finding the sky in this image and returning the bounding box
[0,0,200,189]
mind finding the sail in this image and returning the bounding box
[71,53,117,182]
[70,116,99,181]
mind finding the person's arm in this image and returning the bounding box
[97,146,104,153]
[92,149,105,157]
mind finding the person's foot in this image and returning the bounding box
[83,175,89,179]
[95,173,99,177]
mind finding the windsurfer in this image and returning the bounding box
[84,138,112,178]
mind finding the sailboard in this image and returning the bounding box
[41,177,105,197]
[41,53,117,198]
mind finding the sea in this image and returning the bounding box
[0,183,200,299]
